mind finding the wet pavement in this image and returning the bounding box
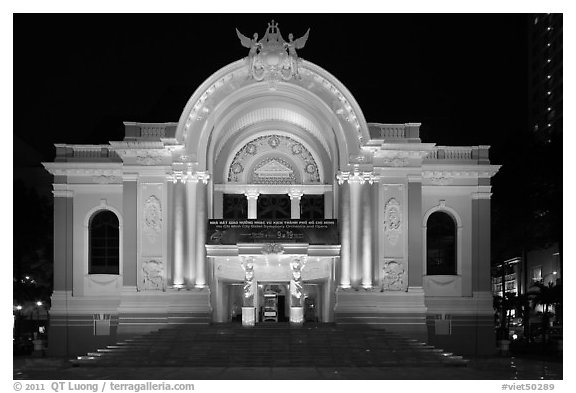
[13,356,563,380]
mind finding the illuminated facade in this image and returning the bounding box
[44,22,500,356]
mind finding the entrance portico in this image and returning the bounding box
[206,243,339,325]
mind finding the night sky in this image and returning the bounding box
[13,14,541,260]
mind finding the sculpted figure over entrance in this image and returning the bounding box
[241,257,255,307]
[236,20,310,85]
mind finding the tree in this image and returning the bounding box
[527,281,562,343]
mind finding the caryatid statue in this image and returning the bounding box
[290,257,306,307]
[240,257,255,307]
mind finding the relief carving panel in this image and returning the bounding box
[141,259,165,291]
[140,184,164,258]
[143,195,162,242]
[381,259,407,291]
[383,197,402,245]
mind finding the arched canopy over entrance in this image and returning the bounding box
[175,57,370,179]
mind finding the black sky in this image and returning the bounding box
[14,14,529,158]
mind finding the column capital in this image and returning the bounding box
[244,190,260,199]
[337,165,377,185]
[288,189,304,200]
[170,170,210,184]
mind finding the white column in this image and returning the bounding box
[195,173,210,288]
[362,183,373,288]
[349,179,362,287]
[186,177,198,285]
[337,174,351,288]
[172,180,186,288]
[288,189,304,219]
[245,190,260,219]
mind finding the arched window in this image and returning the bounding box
[426,211,457,275]
[89,210,119,274]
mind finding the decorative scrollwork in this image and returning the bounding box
[141,259,164,291]
[384,198,402,245]
[261,243,284,255]
[268,135,280,148]
[143,195,162,243]
[381,260,406,291]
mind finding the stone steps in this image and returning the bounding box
[71,323,468,368]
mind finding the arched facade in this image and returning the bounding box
[44,22,500,357]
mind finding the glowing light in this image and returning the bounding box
[36,301,43,306]
[16,305,22,311]
[548,107,552,111]
[553,271,557,275]
[547,27,552,31]
[547,59,551,63]
[547,75,551,79]
[25,276,30,280]
[547,43,551,47]
[547,91,551,95]
[512,334,518,340]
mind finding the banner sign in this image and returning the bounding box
[207,219,339,245]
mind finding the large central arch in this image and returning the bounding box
[175,59,370,173]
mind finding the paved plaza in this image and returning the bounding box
[14,324,562,380]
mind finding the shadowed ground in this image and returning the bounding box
[14,323,562,380]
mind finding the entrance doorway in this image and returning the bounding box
[258,283,289,323]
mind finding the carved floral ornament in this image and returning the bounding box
[381,260,406,291]
[383,198,402,246]
[143,195,162,243]
[261,243,284,255]
[227,134,320,184]
[141,259,164,291]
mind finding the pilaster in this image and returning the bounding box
[408,176,423,287]
[472,191,492,292]
[53,187,74,293]
[122,174,138,287]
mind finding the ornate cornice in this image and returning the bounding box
[422,165,501,180]
[43,163,123,177]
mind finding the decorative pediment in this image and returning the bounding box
[253,159,294,178]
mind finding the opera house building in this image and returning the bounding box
[43,22,500,357]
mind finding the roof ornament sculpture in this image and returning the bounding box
[236,20,310,89]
